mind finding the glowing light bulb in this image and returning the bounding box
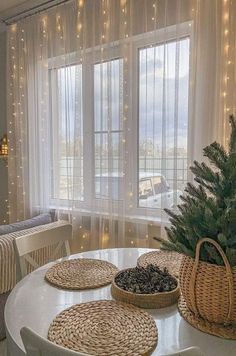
[224,13,229,21]
[11,24,17,32]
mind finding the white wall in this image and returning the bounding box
[0,31,8,224]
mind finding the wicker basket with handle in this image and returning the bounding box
[179,237,236,325]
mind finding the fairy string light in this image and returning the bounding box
[222,0,231,147]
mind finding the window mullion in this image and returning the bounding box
[83,54,94,208]
[125,42,139,216]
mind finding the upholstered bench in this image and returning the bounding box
[0,215,71,340]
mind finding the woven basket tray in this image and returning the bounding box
[178,296,236,339]
[48,300,158,355]
[111,268,180,309]
[137,250,182,278]
[45,258,118,290]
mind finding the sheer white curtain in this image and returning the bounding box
[7,0,236,250]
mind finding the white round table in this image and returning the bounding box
[5,248,236,356]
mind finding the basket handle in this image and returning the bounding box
[189,237,234,324]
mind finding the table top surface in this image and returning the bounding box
[5,248,236,356]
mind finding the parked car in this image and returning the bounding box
[138,173,182,209]
[95,172,182,209]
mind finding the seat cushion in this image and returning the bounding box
[0,213,52,236]
[0,291,10,340]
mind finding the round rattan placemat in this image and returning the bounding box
[48,300,158,355]
[178,296,236,339]
[45,258,119,290]
[137,250,182,277]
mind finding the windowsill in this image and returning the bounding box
[49,205,169,226]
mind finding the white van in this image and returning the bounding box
[138,173,182,209]
[95,172,182,209]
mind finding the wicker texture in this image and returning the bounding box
[111,268,180,309]
[178,296,236,339]
[179,238,236,325]
[45,258,118,290]
[48,300,158,355]
[137,250,182,277]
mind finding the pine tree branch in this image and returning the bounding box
[190,161,219,184]
[162,115,236,266]
[179,194,197,206]
[194,177,218,195]
[184,182,207,200]
[229,115,236,153]
[203,142,228,170]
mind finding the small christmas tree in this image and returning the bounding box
[160,115,236,266]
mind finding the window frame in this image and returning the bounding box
[48,47,124,213]
[85,49,124,212]
[47,21,192,220]
[49,63,84,203]
[93,56,124,201]
[128,21,192,219]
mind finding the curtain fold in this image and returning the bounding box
[7,0,236,250]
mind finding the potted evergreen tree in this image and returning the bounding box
[159,115,236,327]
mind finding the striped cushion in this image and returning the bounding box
[0,221,69,294]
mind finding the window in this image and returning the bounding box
[50,64,83,201]
[138,37,190,209]
[48,23,191,217]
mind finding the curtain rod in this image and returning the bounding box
[1,0,72,25]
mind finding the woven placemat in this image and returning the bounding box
[48,300,158,355]
[178,296,236,339]
[45,258,118,290]
[137,250,182,277]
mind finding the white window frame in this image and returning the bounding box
[126,21,192,219]
[83,47,124,213]
[47,21,192,221]
[48,46,124,213]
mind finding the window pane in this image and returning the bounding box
[139,37,190,209]
[94,59,123,131]
[94,58,123,200]
[95,132,123,199]
[50,64,83,200]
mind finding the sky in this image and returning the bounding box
[56,37,190,151]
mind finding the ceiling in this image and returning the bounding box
[0,0,31,13]
[0,0,55,27]
[0,0,54,18]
